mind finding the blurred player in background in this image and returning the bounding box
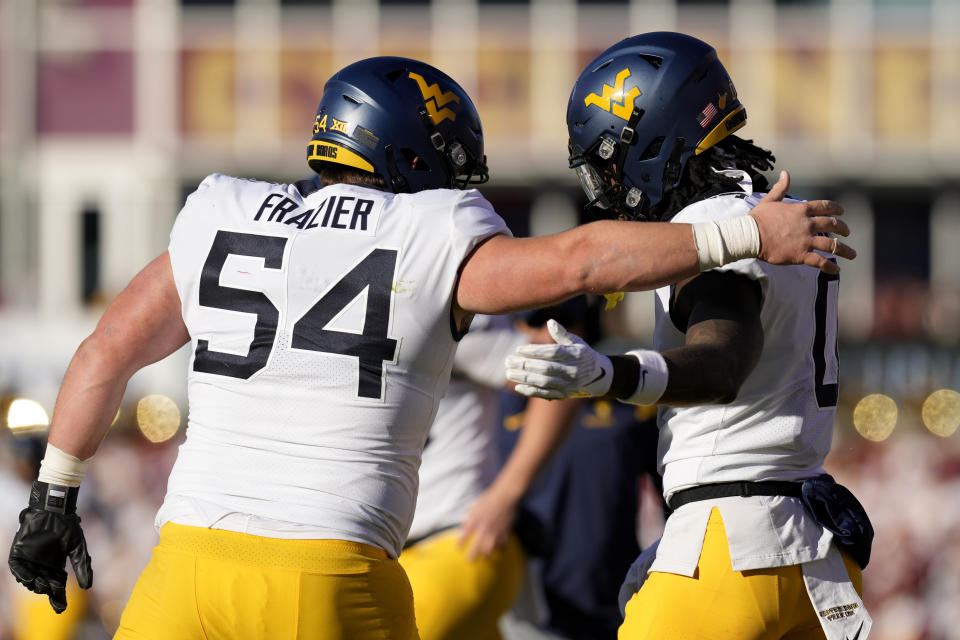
[497,299,665,640]
[7,55,853,640]
[507,32,873,640]
[400,314,580,640]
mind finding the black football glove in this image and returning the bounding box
[8,481,93,613]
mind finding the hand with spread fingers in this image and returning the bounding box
[506,320,612,400]
[8,481,93,614]
[750,170,856,275]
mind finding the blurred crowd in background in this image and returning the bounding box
[2,0,959,638]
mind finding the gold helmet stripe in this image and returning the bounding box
[695,105,747,155]
[307,141,375,172]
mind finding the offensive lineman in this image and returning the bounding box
[507,33,873,640]
[8,56,854,640]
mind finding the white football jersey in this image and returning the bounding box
[159,174,509,557]
[654,186,839,499]
[407,315,525,541]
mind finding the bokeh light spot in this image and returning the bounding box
[921,389,960,438]
[6,399,50,431]
[136,395,181,443]
[853,394,897,442]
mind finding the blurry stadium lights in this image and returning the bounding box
[852,394,898,442]
[921,389,960,438]
[136,394,181,443]
[5,399,50,432]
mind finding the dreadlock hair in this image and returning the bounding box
[647,135,776,222]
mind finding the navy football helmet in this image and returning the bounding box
[307,57,488,193]
[567,32,746,220]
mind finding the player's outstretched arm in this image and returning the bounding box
[507,271,763,405]
[8,252,189,613]
[456,169,852,317]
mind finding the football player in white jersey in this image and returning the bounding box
[8,55,854,640]
[400,314,582,640]
[506,33,873,640]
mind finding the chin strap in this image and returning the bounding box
[383,145,409,193]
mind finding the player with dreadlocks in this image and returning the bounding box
[507,32,874,640]
[643,135,776,222]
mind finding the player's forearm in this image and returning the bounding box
[562,220,702,295]
[602,347,742,406]
[607,329,760,407]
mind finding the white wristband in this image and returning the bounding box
[691,215,760,270]
[37,443,90,488]
[619,349,669,406]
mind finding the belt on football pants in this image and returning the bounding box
[667,480,803,511]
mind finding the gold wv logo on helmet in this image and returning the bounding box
[409,72,460,124]
[584,68,640,121]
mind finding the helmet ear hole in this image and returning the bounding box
[662,138,686,187]
[639,137,665,161]
[400,147,431,172]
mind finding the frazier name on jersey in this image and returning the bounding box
[253,192,384,236]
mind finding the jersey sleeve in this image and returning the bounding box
[448,189,512,262]
[166,174,246,316]
[168,174,228,240]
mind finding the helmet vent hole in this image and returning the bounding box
[385,69,406,83]
[592,59,614,72]
[342,94,362,104]
[638,54,663,69]
[639,137,665,161]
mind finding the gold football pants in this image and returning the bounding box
[115,523,419,640]
[399,529,525,640]
[620,508,862,640]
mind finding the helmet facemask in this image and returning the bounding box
[399,102,490,191]
[568,104,652,221]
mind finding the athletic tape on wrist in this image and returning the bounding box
[37,443,89,488]
[619,349,668,406]
[691,215,760,270]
